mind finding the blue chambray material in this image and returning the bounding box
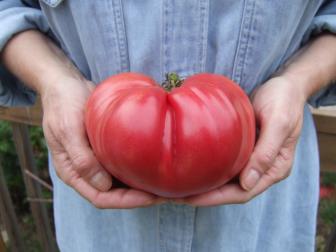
[1,0,336,251]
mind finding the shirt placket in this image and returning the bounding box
[161,0,209,81]
[158,203,196,252]
[159,1,208,251]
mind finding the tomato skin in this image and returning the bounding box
[85,72,255,198]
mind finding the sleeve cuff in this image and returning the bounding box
[0,65,36,107]
[309,82,336,107]
[0,1,49,106]
[302,14,336,43]
[0,1,50,51]
[303,1,336,107]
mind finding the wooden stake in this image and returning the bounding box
[11,123,57,252]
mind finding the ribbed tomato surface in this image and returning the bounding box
[85,72,255,197]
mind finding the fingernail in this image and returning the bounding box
[90,171,112,191]
[243,169,261,191]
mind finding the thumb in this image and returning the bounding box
[63,130,112,192]
[240,117,289,191]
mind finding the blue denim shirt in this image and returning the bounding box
[1,1,336,251]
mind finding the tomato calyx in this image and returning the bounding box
[162,73,184,92]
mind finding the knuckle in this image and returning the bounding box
[268,167,291,184]
[56,166,76,186]
[54,167,73,186]
[271,173,283,184]
[276,113,291,131]
[58,119,69,139]
[57,117,79,139]
[267,169,282,184]
[255,149,277,168]
[72,155,92,175]
[280,166,292,180]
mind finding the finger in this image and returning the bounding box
[182,145,296,207]
[51,150,166,208]
[59,119,112,192]
[182,172,276,206]
[176,183,247,206]
[67,144,112,192]
[69,175,165,209]
[181,181,263,206]
[240,115,290,191]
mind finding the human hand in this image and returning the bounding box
[177,76,306,206]
[41,76,165,209]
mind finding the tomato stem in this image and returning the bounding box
[162,73,183,92]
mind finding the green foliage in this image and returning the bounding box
[0,121,50,252]
[317,199,336,252]
[321,171,336,187]
[22,215,42,252]
[316,172,336,252]
[319,172,336,229]
[0,121,50,213]
[319,199,336,226]
[0,121,27,214]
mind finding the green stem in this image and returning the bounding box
[162,73,184,92]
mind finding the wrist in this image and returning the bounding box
[31,41,86,96]
[2,30,87,96]
[274,34,336,102]
[39,76,93,109]
[273,56,329,103]
[269,74,309,107]
[279,70,318,103]
[37,68,86,97]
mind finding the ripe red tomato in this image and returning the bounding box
[85,72,255,198]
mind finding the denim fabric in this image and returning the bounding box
[48,106,319,252]
[0,0,335,251]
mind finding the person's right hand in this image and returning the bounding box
[41,76,165,209]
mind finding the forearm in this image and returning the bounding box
[1,30,84,95]
[277,33,336,101]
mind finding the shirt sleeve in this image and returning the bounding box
[303,0,336,107]
[0,0,50,107]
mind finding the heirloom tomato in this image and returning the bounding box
[85,73,255,198]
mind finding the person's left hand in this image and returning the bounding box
[176,75,306,206]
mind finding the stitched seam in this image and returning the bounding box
[160,1,164,82]
[236,2,254,84]
[185,207,196,252]
[118,0,130,71]
[159,205,166,252]
[277,2,320,73]
[234,0,254,83]
[161,0,170,81]
[107,0,121,73]
[112,0,121,72]
[239,0,257,89]
[232,0,256,85]
[198,0,209,73]
[112,0,130,72]
[40,0,64,8]
[231,0,247,81]
[164,1,171,78]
